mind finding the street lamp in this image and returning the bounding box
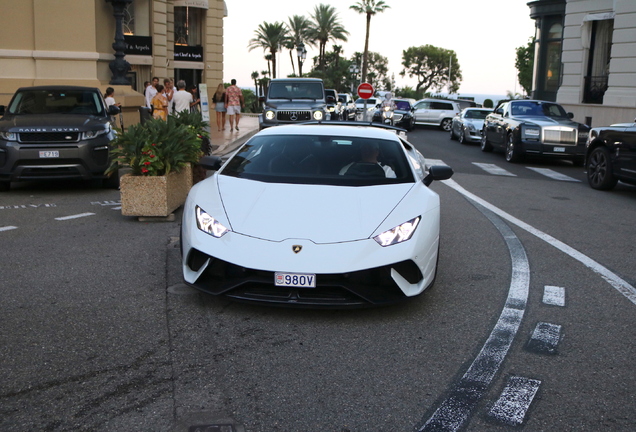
[349,64,360,93]
[105,0,133,85]
[296,42,306,77]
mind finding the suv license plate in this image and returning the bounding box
[39,151,60,158]
[553,147,565,152]
[275,272,316,288]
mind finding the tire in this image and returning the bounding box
[449,125,457,140]
[407,119,415,131]
[440,118,452,131]
[0,181,9,192]
[480,127,493,152]
[458,127,466,144]
[587,146,618,190]
[505,134,522,163]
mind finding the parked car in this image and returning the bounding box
[371,98,415,131]
[338,93,356,121]
[413,98,462,131]
[325,89,342,121]
[480,99,590,164]
[0,85,121,191]
[449,108,492,144]
[585,118,636,190]
[355,97,378,120]
[181,123,453,307]
[259,78,326,129]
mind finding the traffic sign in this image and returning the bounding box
[357,82,374,100]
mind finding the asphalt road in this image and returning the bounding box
[0,126,634,431]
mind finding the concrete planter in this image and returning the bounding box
[120,164,193,217]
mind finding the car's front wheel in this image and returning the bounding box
[505,134,523,163]
[458,127,467,144]
[587,146,618,190]
[449,125,457,140]
[480,128,493,152]
[440,118,452,131]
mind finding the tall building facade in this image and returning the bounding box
[528,0,636,126]
[0,0,226,124]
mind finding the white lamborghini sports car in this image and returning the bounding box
[181,124,453,307]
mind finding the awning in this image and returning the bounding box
[173,0,208,9]
[580,12,615,49]
[583,12,615,22]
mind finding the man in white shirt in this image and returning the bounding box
[172,80,194,114]
[145,76,159,108]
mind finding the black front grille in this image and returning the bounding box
[19,132,80,143]
[277,111,312,122]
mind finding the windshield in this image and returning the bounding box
[394,101,411,110]
[464,109,489,119]
[355,98,377,105]
[221,134,415,186]
[8,89,105,115]
[268,82,324,100]
[510,101,568,118]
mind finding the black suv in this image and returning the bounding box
[259,78,327,129]
[586,118,636,190]
[0,86,120,191]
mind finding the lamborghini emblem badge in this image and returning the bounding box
[292,245,302,254]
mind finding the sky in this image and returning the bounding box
[222,0,536,100]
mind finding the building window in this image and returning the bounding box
[584,19,613,104]
[544,21,562,93]
[124,0,150,36]
[174,6,203,46]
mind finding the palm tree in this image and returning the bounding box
[248,22,290,79]
[350,0,390,83]
[287,15,312,76]
[308,4,349,71]
[251,71,260,96]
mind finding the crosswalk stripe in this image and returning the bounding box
[472,162,516,176]
[526,167,580,182]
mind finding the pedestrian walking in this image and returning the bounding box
[151,84,168,121]
[145,77,159,108]
[225,79,244,131]
[212,83,226,131]
[172,80,195,114]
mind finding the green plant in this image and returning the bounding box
[106,116,204,177]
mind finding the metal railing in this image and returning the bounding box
[583,75,608,104]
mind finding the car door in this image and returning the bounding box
[490,103,508,146]
[413,101,430,123]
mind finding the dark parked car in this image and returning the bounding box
[481,100,590,164]
[585,118,636,190]
[0,85,121,191]
[371,98,415,131]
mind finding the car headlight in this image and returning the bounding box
[466,122,476,131]
[313,111,324,120]
[373,216,420,247]
[524,127,540,138]
[265,110,276,120]
[82,125,110,140]
[195,206,229,238]
[0,131,17,141]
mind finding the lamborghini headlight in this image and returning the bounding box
[373,216,420,247]
[195,206,229,238]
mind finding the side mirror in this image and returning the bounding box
[108,105,121,115]
[199,155,223,171]
[567,112,574,119]
[424,165,453,186]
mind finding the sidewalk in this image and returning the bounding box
[209,113,259,157]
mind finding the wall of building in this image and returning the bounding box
[557,0,636,126]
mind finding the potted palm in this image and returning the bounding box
[106,114,206,217]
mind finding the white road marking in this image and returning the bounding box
[526,167,580,182]
[472,162,517,176]
[111,206,122,210]
[543,285,565,306]
[488,376,541,426]
[417,200,530,431]
[0,226,18,232]
[527,322,562,355]
[55,212,95,221]
[442,178,636,306]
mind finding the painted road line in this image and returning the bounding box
[472,162,517,176]
[526,167,580,182]
[442,178,636,306]
[488,376,541,426]
[54,212,95,221]
[526,322,562,355]
[112,206,122,210]
[543,285,565,306]
[417,200,530,432]
[0,226,18,232]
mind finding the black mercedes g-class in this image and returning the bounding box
[0,85,120,191]
[258,78,327,130]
